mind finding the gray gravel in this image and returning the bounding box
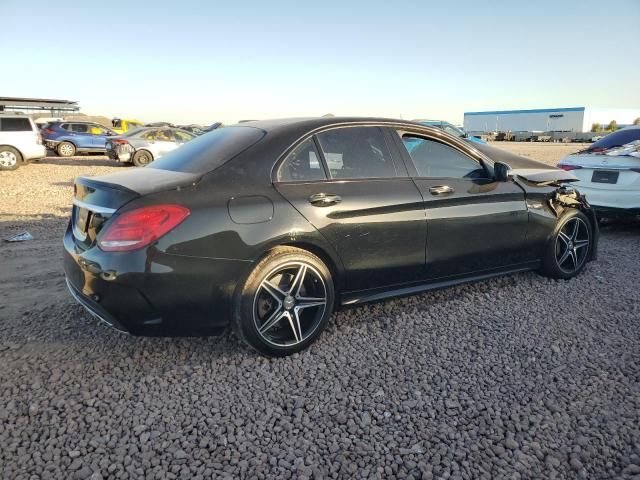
[1,150,640,479]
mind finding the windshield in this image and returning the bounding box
[589,128,640,151]
[148,126,265,174]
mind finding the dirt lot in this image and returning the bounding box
[1,143,639,479]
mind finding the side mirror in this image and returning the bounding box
[494,161,511,182]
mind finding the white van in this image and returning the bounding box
[0,114,47,170]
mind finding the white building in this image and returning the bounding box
[464,107,640,133]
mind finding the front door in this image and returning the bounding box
[275,126,426,292]
[392,130,530,279]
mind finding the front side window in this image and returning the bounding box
[316,127,396,179]
[89,124,110,135]
[402,135,486,179]
[277,138,326,182]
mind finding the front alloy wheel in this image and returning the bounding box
[234,247,335,356]
[555,216,590,274]
[541,209,592,279]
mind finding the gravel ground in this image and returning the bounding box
[1,145,639,479]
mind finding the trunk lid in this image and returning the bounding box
[72,168,199,249]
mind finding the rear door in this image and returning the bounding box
[392,129,529,279]
[274,126,427,292]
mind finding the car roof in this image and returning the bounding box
[235,116,435,134]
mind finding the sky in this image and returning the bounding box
[1,0,639,125]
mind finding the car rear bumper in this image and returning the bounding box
[22,144,47,161]
[65,278,129,333]
[575,184,640,210]
[63,223,250,336]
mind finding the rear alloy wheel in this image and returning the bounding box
[132,150,153,167]
[0,147,22,170]
[541,210,591,279]
[57,142,76,157]
[234,247,334,356]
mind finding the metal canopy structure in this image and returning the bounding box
[0,96,79,115]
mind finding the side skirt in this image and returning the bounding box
[339,262,540,307]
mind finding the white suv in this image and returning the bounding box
[0,114,47,171]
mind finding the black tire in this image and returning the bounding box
[0,146,22,171]
[57,141,76,157]
[132,150,153,167]
[233,247,335,357]
[540,209,592,280]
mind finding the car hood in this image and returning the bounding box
[473,142,577,183]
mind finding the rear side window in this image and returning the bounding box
[148,126,265,174]
[402,136,486,179]
[316,127,397,179]
[70,124,89,133]
[277,138,326,182]
[0,118,32,132]
[174,130,195,142]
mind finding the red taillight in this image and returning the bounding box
[111,139,129,145]
[558,164,582,171]
[98,204,190,252]
[43,128,54,135]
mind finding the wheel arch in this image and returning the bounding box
[279,240,344,292]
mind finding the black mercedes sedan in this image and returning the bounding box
[64,117,598,356]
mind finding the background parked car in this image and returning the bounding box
[106,127,196,166]
[111,118,144,134]
[177,124,207,136]
[0,114,46,170]
[145,122,175,127]
[41,121,117,157]
[558,126,640,216]
[415,119,486,144]
[204,122,224,132]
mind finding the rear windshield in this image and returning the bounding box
[0,117,32,132]
[148,126,265,174]
[590,128,640,151]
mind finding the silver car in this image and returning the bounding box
[106,127,196,167]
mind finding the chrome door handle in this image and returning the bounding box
[429,185,454,195]
[308,193,342,207]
